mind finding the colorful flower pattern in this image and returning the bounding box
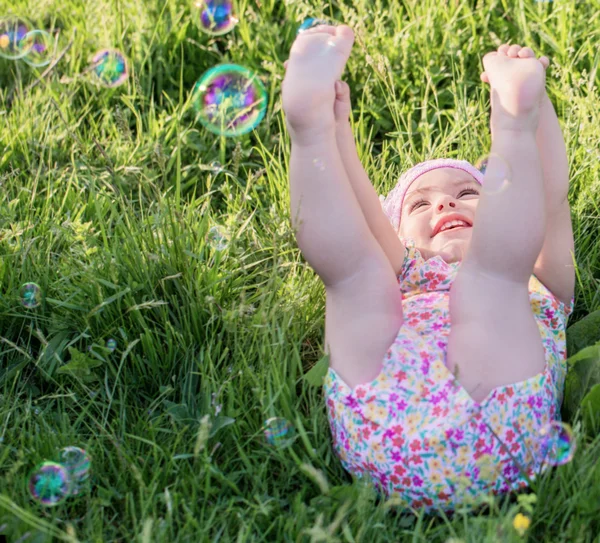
[324,244,574,514]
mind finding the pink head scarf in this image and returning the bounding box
[379,158,485,233]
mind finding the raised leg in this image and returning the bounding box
[448,129,547,402]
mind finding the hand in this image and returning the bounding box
[480,44,550,132]
[281,24,355,142]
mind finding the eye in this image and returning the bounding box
[409,188,480,211]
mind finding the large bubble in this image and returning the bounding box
[20,29,56,67]
[193,0,238,36]
[192,64,268,137]
[0,17,31,60]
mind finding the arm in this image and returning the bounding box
[536,92,570,213]
[289,128,392,288]
[335,121,406,275]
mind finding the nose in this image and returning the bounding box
[437,201,456,211]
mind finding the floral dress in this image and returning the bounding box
[323,242,575,514]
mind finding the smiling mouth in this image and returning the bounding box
[436,225,471,236]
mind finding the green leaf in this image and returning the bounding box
[580,384,600,436]
[563,345,600,422]
[209,416,236,438]
[566,310,600,358]
[303,354,330,387]
[56,348,103,382]
[163,401,194,423]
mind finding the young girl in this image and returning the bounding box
[282,25,575,513]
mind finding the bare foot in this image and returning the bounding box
[481,44,548,132]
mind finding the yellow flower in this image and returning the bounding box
[513,513,531,536]
[364,403,378,419]
[430,472,442,484]
[375,405,387,421]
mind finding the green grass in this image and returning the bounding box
[1,0,600,541]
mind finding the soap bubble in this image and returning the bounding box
[191,63,268,137]
[538,421,575,466]
[59,446,91,496]
[27,462,71,506]
[264,417,296,448]
[193,0,238,36]
[0,16,31,60]
[20,282,41,308]
[91,49,128,88]
[297,17,331,35]
[20,29,56,67]
[106,338,117,352]
[475,153,511,196]
[207,225,229,251]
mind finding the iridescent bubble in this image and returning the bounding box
[297,17,331,35]
[193,0,238,36]
[59,447,91,496]
[538,421,575,466]
[0,17,31,60]
[192,64,268,137]
[106,338,117,352]
[20,282,41,309]
[19,29,55,67]
[475,153,512,196]
[91,49,128,88]
[313,158,325,171]
[264,417,296,448]
[207,225,229,251]
[27,461,71,506]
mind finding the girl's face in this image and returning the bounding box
[398,168,481,264]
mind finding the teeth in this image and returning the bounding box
[439,220,468,232]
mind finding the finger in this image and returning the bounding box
[498,44,510,55]
[284,60,289,70]
[480,72,489,84]
[507,44,522,58]
[518,47,535,58]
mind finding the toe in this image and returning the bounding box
[518,47,535,58]
[539,56,550,69]
[507,44,522,57]
[498,44,510,55]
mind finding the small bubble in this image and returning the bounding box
[312,158,325,171]
[91,49,128,88]
[59,446,92,496]
[475,153,512,196]
[297,17,331,35]
[207,225,230,251]
[538,421,575,466]
[20,283,42,309]
[194,0,239,36]
[263,417,296,448]
[27,462,71,506]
